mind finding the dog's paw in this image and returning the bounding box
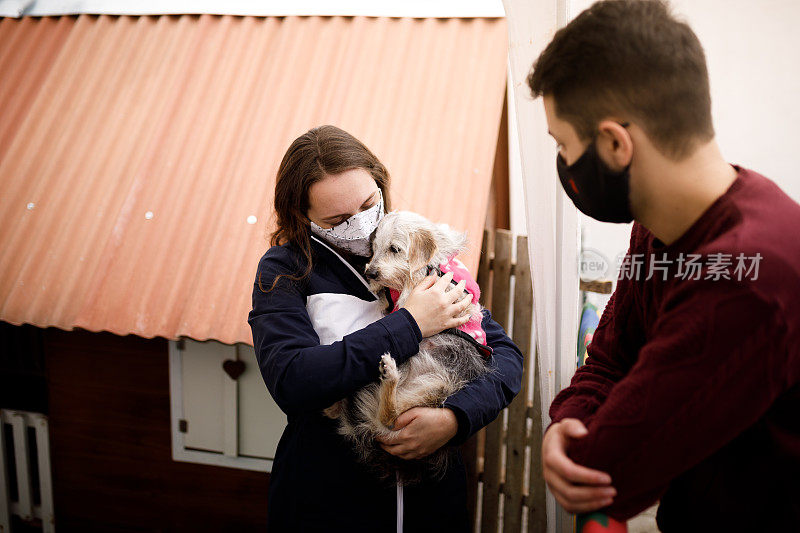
[379,353,399,382]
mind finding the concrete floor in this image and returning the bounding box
[628,503,660,532]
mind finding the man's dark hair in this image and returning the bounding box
[527,0,714,160]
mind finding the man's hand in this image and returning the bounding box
[376,407,458,459]
[543,418,617,514]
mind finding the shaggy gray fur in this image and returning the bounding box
[323,211,494,487]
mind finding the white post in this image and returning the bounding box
[10,412,33,521]
[502,0,580,531]
[33,413,55,533]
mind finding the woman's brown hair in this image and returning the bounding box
[259,125,392,293]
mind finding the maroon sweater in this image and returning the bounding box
[549,165,800,530]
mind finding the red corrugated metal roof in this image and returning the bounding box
[0,14,508,345]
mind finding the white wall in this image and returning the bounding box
[548,0,800,314]
[504,6,800,529]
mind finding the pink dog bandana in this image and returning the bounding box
[386,254,492,359]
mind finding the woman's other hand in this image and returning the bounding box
[375,407,458,459]
[401,271,473,338]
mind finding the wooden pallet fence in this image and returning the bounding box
[461,228,547,533]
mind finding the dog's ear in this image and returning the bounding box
[409,228,438,269]
[433,223,468,258]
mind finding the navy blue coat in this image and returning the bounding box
[247,234,524,532]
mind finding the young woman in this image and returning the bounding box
[247,125,524,532]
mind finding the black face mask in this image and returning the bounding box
[555,127,634,223]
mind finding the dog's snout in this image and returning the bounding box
[365,267,379,280]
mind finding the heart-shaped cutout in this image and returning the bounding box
[222,359,245,380]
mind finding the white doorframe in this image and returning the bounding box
[502,0,580,531]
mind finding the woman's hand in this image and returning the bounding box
[401,271,473,338]
[375,407,458,459]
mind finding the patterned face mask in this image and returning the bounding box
[309,188,385,257]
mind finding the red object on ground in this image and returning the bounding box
[577,512,628,533]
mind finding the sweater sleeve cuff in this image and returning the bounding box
[442,403,472,448]
[547,403,596,434]
[377,307,422,363]
[397,307,423,341]
[440,394,478,447]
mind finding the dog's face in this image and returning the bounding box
[365,211,468,293]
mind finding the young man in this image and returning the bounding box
[526,0,800,530]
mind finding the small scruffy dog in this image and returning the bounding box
[322,210,494,486]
